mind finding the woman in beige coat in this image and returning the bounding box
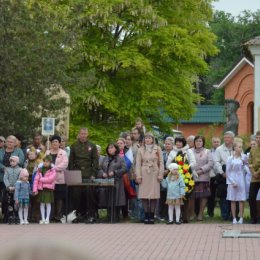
[135,132,164,224]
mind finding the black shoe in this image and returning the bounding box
[144,212,149,224]
[8,217,13,225]
[166,221,174,225]
[15,217,20,225]
[176,221,181,225]
[149,213,155,224]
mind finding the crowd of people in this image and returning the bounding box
[0,118,260,225]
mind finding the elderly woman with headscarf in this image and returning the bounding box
[135,132,164,224]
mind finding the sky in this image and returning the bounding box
[213,0,260,17]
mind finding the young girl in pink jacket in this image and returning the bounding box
[33,155,56,224]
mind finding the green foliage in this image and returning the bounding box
[196,124,223,148]
[69,120,130,153]
[202,10,260,104]
[0,0,69,138]
[0,0,218,144]
[211,88,225,105]
[66,0,217,143]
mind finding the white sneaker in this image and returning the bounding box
[20,220,24,225]
[39,219,45,224]
[238,218,243,224]
[232,218,237,224]
[44,220,50,224]
[24,220,29,225]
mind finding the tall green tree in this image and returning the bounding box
[67,0,217,134]
[0,0,68,137]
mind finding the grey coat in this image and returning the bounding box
[4,166,21,188]
[98,155,127,207]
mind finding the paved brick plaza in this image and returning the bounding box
[0,223,260,260]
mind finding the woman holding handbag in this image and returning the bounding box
[135,132,164,224]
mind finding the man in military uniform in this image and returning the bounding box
[69,128,98,223]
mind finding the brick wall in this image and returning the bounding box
[224,63,254,135]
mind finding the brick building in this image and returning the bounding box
[216,57,254,135]
[174,57,255,138]
[174,105,225,138]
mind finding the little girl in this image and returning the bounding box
[14,169,31,224]
[161,163,185,224]
[33,155,56,224]
[226,141,249,224]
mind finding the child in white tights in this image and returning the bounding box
[162,163,185,224]
[14,169,31,225]
[33,155,56,224]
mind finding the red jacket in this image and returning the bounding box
[33,166,56,192]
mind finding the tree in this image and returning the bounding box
[0,0,69,138]
[201,10,260,104]
[67,0,217,134]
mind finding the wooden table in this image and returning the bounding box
[65,180,115,223]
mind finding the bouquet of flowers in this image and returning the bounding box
[173,151,195,198]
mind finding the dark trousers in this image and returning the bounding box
[3,190,18,223]
[54,184,66,220]
[159,189,168,219]
[207,177,217,216]
[181,199,189,222]
[70,186,97,218]
[249,182,260,222]
[219,197,230,220]
[0,182,5,204]
[121,188,129,219]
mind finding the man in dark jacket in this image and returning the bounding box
[69,128,98,223]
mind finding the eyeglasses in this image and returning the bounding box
[10,159,16,162]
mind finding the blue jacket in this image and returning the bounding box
[0,148,25,182]
[14,181,31,201]
[161,174,186,199]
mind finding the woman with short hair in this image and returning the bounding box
[98,143,127,222]
[190,135,213,221]
[45,135,68,222]
[0,135,25,221]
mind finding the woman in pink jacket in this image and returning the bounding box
[45,135,68,221]
[33,155,56,224]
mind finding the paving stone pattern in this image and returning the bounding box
[0,223,260,260]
